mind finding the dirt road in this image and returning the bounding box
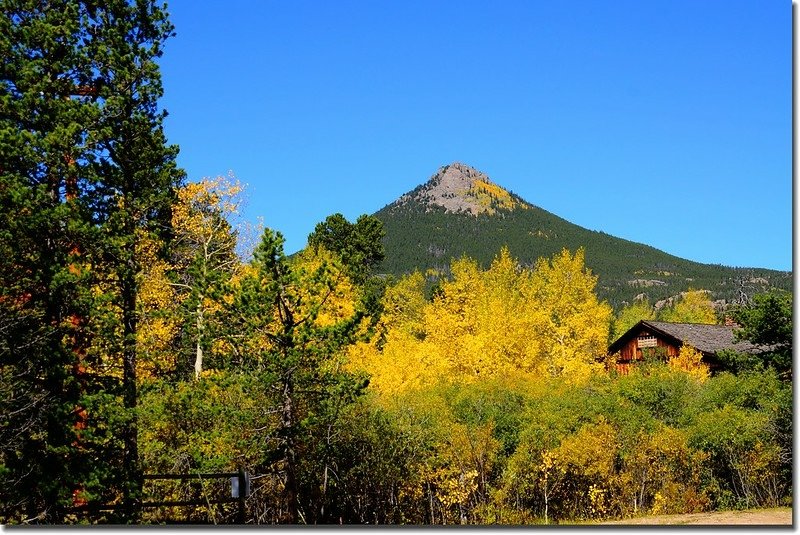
[598,507,792,526]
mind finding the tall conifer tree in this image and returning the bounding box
[0,0,182,523]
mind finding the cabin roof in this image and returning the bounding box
[608,320,765,357]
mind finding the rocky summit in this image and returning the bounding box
[393,162,525,216]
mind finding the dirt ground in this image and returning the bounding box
[598,507,792,526]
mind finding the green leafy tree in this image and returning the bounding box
[689,405,783,508]
[722,290,792,379]
[689,368,791,505]
[309,400,421,524]
[308,213,388,334]
[138,371,271,523]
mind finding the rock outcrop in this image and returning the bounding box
[395,162,524,215]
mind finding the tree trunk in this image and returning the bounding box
[121,236,141,521]
[194,296,204,379]
[281,375,298,523]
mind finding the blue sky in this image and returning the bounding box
[159,0,791,271]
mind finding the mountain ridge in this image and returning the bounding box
[373,163,791,309]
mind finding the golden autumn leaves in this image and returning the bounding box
[350,248,613,396]
[136,176,246,378]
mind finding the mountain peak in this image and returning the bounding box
[396,162,526,216]
[434,162,490,190]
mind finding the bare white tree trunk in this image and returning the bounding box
[194,297,204,379]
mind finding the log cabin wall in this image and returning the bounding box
[612,327,680,375]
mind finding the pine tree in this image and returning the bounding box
[225,229,368,522]
[307,213,385,285]
[0,0,182,523]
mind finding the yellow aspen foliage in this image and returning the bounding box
[668,344,710,383]
[551,418,618,481]
[379,270,427,337]
[538,449,566,524]
[130,176,249,379]
[469,180,523,213]
[422,256,487,379]
[350,332,444,398]
[136,231,183,379]
[538,418,618,521]
[422,422,494,522]
[171,175,244,378]
[526,249,612,383]
[290,246,359,329]
[351,247,612,396]
[611,298,655,340]
[658,289,718,324]
[171,174,244,268]
[348,271,438,397]
[620,425,710,516]
[470,250,535,376]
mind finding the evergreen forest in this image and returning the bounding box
[374,195,792,310]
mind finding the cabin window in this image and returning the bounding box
[637,335,657,348]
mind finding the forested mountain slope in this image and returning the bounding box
[373,163,791,309]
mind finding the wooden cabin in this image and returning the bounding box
[606,320,763,375]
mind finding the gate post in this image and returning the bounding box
[236,468,250,524]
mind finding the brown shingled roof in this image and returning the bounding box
[608,320,766,357]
